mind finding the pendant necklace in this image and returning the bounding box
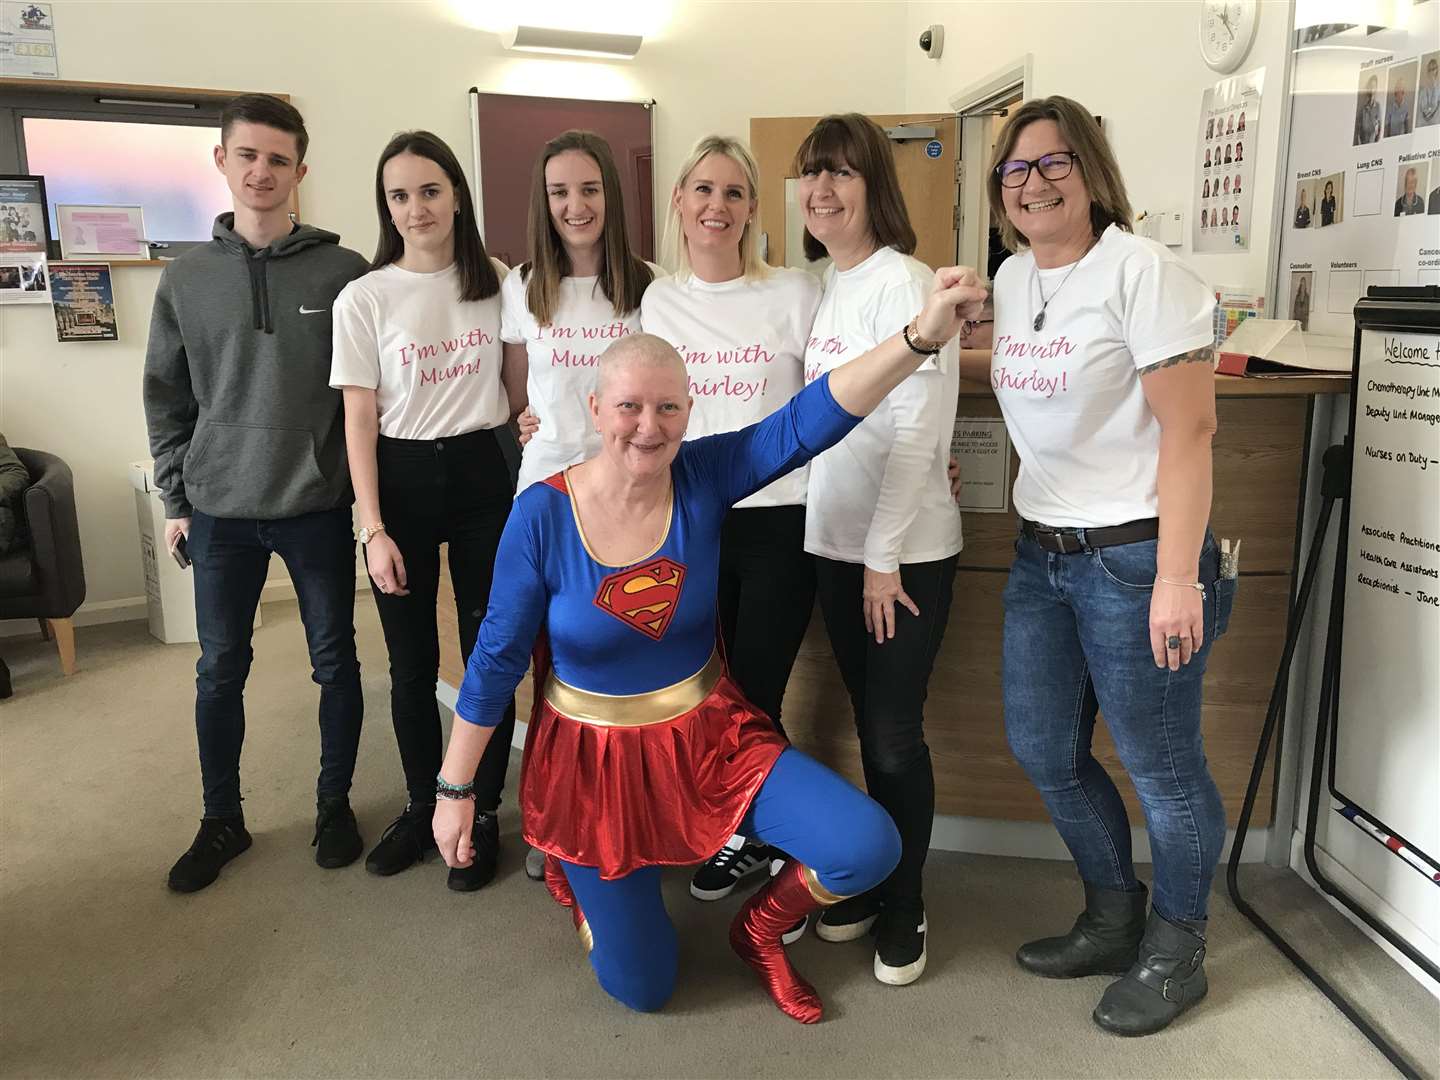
[1032,235,1099,332]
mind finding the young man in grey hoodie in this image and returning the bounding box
[143,95,370,892]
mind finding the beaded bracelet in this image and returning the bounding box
[435,774,475,800]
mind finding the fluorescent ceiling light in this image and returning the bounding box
[500,25,642,58]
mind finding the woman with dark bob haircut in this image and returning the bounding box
[330,130,519,892]
[976,95,1235,1036]
[793,113,966,988]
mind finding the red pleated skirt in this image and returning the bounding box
[518,646,787,881]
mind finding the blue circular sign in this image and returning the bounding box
[925,140,943,159]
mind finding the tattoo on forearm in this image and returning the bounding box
[1141,346,1214,373]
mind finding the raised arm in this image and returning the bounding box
[827,266,985,414]
[691,267,986,508]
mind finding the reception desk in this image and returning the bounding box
[437,371,1342,831]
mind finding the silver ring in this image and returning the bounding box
[1166,635,1182,650]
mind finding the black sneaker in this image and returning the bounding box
[448,808,500,892]
[815,890,882,942]
[312,795,363,869]
[873,901,927,985]
[365,802,436,876]
[168,816,252,893]
[689,836,772,901]
[781,916,808,945]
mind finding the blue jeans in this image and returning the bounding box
[188,507,363,817]
[1002,532,1236,921]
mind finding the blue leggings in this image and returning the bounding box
[559,748,900,1012]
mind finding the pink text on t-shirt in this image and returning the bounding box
[689,374,766,402]
[540,321,634,342]
[991,364,1068,399]
[398,326,495,366]
[992,333,1077,361]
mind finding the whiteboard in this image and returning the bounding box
[1335,320,1440,885]
[1270,7,1440,337]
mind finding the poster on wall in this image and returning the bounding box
[1193,69,1264,253]
[0,175,49,254]
[1274,5,1440,339]
[49,262,117,341]
[0,1,58,79]
[950,417,1010,513]
[0,252,50,304]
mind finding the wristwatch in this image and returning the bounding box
[358,523,385,544]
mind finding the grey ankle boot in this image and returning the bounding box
[1016,882,1148,978]
[1092,910,1208,1036]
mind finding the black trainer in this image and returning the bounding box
[168,816,252,893]
[365,802,436,876]
[816,890,882,942]
[448,808,500,892]
[312,795,363,868]
[689,836,772,901]
[873,900,927,985]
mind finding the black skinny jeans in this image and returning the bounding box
[372,428,516,811]
[717,504,815,737]
[814,553,958,904]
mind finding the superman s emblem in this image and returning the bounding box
[594,558,687,640]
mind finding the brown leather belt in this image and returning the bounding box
[1020,517,1159,555]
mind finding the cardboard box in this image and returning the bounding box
[131,460,261,644]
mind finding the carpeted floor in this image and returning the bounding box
[1,601,1435,1079]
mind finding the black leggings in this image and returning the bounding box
[717,505,815,737]
[372,428,516,810]
[814,553,958,904]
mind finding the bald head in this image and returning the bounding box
[596,333,689,398]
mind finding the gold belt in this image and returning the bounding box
[542,651,723,727]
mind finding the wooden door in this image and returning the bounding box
[750,113,958,272]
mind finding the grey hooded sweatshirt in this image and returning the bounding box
[143,213,368,520]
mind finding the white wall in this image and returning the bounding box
[4,0,1304,620]
[0,0,909,618]
[902,0,1291,293]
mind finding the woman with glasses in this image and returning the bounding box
[794,113,965,988]
[975,97,1234,1037]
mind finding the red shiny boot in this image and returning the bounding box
[729,860,833,1024]
[543,853,575,909]
[542,855,591,949]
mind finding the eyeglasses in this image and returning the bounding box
[994,151,1079,189]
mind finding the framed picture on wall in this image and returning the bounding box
[0,174,51,255]
[56,204,149,260]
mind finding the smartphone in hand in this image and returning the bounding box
[171,533,191,569]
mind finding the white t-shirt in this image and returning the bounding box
[501,266,659,493]
[802,246,963,571]
[329,260,510,441]
[990,225,1215,528]
[641,268,821,509]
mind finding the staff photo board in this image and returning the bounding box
[1274,4,1440,338]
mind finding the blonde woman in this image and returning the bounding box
[641,136,822,910]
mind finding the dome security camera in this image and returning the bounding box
[919,24,944,59]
